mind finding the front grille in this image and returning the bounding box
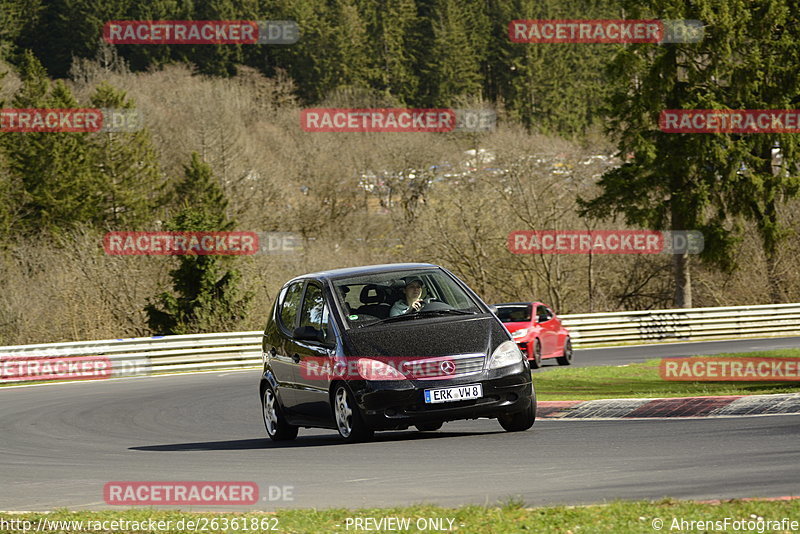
[453,353,486,375]
[401,352,485,380]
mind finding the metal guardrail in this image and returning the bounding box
[0,332,264,382]
[560,302,800,346]
[2,302,799,382]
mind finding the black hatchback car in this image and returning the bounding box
[259,263,535,442]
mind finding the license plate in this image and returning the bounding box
[424,384,483,404]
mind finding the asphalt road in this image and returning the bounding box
[2,337,799,512]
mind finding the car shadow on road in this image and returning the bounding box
[129,430,506,451]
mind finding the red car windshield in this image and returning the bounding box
[495,305,532,323]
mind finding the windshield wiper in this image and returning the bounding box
[415,309,476,316]
[359,308,477,327]
[359,313,423,327]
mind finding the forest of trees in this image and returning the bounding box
[1,0,623,136]
[1,0,800,345]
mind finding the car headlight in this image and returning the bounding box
[488,340,524,369]
[511,328,529,339]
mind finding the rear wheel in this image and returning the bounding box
[529,339,542,369]
[498,389,536,432]
[333,385,374,443]
[262,386,298,441]
[556,337,573,366]
[415,422,443,432]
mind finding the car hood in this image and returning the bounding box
[344,315,508,359]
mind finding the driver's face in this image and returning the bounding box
[405,283,422,300]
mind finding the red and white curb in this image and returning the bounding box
[538,393,800,419]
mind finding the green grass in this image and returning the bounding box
[1,499,798,533]
[536,350,800,401]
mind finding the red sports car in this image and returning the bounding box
[493,302,573,368]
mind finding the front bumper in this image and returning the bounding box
[353,362,533,430]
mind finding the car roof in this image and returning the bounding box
[495,302,537,307]
[286,263,441,284]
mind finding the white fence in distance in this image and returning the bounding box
[560,302,800,347]
[1,302,799,382]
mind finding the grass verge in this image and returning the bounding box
[535,350,800,401]
[1,499,799,533]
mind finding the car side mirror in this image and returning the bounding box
[293,326,326,344]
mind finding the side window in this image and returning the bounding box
[536,305,552,322]
[279,282,304,332]
[299,284,330,342]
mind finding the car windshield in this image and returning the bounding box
[495,304,532,323]
[332,268,481,328]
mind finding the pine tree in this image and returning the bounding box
[579,0,761,307]
[714,0,800,302]
[0,0,42,60]
[189,0,256,76]
[259,0,342,103]
[487,0,621,135]
[18,0,129,77]
[358,0,420,102]
[3,51,104,235]
[145,153,251,334]
[89,82,165,228]
[422,0,488,106]
[328,0,374,89]
[0,69,19,241]
[117,0,193,72]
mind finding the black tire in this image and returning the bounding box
[262,385,298,441]
[529,339,542,369]
[332,384,374,443]
[498,388,536,432]
[556,337,573,366]
[415,422,443,432]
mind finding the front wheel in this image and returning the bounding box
[262,386,298,441]
[333,385,374,443]
[556,337,573,366]
[529,339,542,369]
[498,390,536,432]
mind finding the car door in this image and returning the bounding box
[287,281,336,422]
[546,306,566,354]
[536,304,557,357]
[271,280,306,411]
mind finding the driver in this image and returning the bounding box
[389,277,425,316]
